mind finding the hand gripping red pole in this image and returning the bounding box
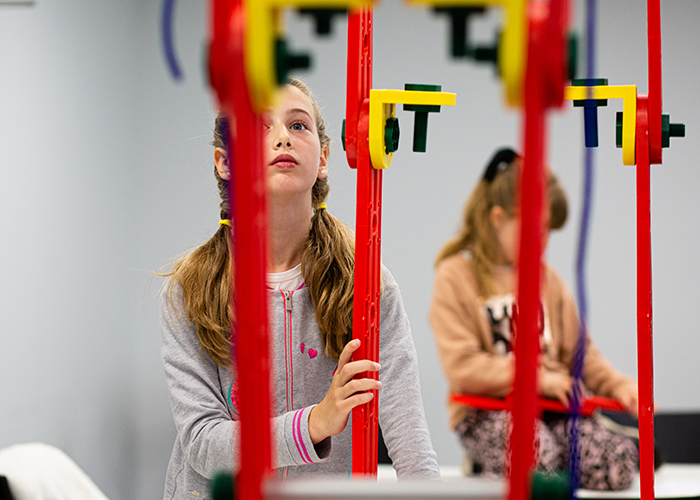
[346,7,381,477]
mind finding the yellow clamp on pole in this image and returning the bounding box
[368,89,457,170]
[405,0,527,108]
[564,85,637,166]
[245,0,375,112]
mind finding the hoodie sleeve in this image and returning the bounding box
[376,268,441,480]
[429,257,514,397]
[159,284,330,478]
[551,270,637,398]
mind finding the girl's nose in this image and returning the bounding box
[272,122,292,149]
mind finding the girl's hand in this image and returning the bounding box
[612,384,640,418]
[308,339,381,444]
[538,369,573,407]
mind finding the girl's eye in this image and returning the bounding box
[290,122,307,131]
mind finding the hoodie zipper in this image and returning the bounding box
[282,290,294,411]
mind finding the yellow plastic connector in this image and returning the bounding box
[368,89,457,170]
[406,0,526,107]
[564,85,637,166]
[245,0,374,112]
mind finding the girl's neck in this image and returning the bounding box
[268,194,312,273]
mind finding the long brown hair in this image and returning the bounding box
[163,78,355,366]
[435,150,568,297]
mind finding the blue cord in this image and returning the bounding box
[162,0,183,81]
[569,0,597,494]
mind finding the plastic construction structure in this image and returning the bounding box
[450,393,625,417]
[206,1,382,499]
[343,7,456,477]
[560,3,684,499]
[161,0,685,498]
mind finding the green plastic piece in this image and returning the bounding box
[474,42,498,65]
[384,117,400,154]
[661,114,686,148]
[275,38,311,85]
[341,119,346,151]
[432,7,500,76]
[433,7,485,58]
[210,471,234,500]
[616,111,623,148]
[531,471,571,500]
[403,83,441,153]
[568,33,578,81]
[298,9,347,36]
[572,78,608,107]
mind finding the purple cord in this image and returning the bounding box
[162,0,183,81]
[569,0,597,494]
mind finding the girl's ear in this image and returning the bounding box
[214,147,230,180]
[317,146,329,179]
[490,206,506,230]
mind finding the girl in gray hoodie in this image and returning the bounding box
[160,79,439,500]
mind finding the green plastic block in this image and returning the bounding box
[341,119,346,151]
[275,38,311,85]
[572,78,608,107]
[433,7,485,58]
[531,471,570,500]
[298,9,347,36]
[662,114,686,148]
[403,84,441,153]
[616,111,623,148]
[210,471,234,500]
[568,33,578,81]
[384,117,400,154]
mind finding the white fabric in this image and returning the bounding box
[0,443,110,500]
[266,263,304,291]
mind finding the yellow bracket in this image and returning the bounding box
[369,89,457,170]
[564,85,637,166]
[245,0,374,112]
[406,0,527,108]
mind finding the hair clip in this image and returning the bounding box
[483,147,519,182]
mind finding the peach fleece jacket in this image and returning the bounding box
[429,252,636,429]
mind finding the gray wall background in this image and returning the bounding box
[0,1,697,499]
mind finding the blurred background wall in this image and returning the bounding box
[0,1,697,499]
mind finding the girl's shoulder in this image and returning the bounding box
[434,251,480,289]
[435,250,473,276]
[542,262,567,295]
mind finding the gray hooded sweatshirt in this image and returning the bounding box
[160,268,440,500]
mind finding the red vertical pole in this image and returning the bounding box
[231,88,272,500]
[509,43,545,500]
[347,8,380,477]
[345,8,372,171]
[509,0,568,498]
[509,8,545,500]
[635,95,655,500]
[209,2,272,499]
[352,100,381,477]
[647,0,662,164]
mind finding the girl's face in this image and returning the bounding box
[263,85,328,201]
[491,206,550,265]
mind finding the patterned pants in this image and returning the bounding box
[456,410,639,491]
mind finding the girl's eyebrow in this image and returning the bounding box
[286,108,313,120]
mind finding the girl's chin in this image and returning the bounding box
[267,185,314,201]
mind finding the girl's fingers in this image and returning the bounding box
[333,359,379,387]
[340,378,382,400]
[342,359,380,379]
[344,391,375,411]
[336,339,361,378]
